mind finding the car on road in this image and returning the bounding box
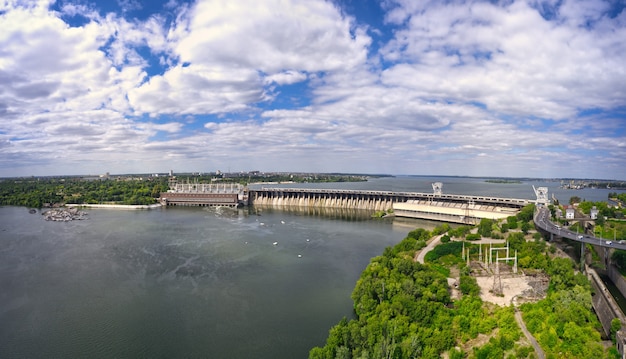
[578,235,583,240]
[607,241,613,245]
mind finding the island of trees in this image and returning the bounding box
[310,203,624,359]
[484,179,522,184]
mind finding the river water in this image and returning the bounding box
[0,176,623,358]
[0,205,421,358]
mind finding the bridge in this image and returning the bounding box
[534,206,622,250]
[534,205,626,352]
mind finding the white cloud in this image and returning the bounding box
[380,0,626,120]
[264,71,308,86]
[0,4,163,174]
[128,64,265,116]
[177,0,369,73]
[0,0,624,179]
[128,0,371,116]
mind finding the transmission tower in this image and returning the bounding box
[492,251,503,296]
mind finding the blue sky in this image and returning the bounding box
[1,0,625,179]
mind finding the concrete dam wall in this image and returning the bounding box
[248,188,528,224]
[250,189,395,211]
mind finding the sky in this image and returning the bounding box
[1,0,625,179]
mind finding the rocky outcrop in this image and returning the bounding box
[43,208,88,222]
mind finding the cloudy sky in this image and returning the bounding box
[1,0,625,179]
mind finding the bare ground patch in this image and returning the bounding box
[473,265,549,306]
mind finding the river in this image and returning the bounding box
[0,176,622,358]
[0,205,423,358]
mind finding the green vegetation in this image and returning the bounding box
[517,204,536,223]
[309,232,529,359]
[179,172,370,185]
[611,318,622,344]
[485,179,522,184]
[521,275,604,358]
[311,207,617,358]
[609,192,626,203]
[371,209,393,218]
[579,200,626,220]
[0,176,169,207]
[477,218,494,237]
[424,241,463,265]
[598,220,626,241]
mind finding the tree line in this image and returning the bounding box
[0,177,169,207]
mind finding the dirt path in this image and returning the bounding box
[514,308,545,359]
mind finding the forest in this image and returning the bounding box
[0,176,170,207]
[310,206,621,359]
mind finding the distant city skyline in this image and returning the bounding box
[1,0,625,180]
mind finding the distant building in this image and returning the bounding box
[564,205,575,219]
[590,206,599,220]
[555,208,563,218]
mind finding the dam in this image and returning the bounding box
[159,181,532,224]
[248,182,530,224]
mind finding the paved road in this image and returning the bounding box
[534,207,622,249]
[415,234,443,264]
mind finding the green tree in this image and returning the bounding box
[478,218,494,238]
[506,216,518,229]
[611,318,621,344]
[570,196,581,204]
[517,204,536,223]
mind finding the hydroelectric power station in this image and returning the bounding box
[160,181,535,224]
[159,179,246,207]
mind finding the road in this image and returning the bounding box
[534,207,622,249]
[414,234,443,264]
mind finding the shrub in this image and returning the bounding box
[466,233,481,241]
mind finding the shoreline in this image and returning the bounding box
[66,203,163,210]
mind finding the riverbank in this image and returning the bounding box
[66,203,162,210]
